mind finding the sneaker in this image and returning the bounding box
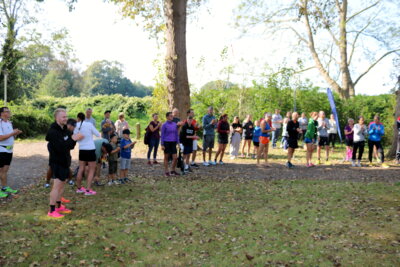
[44,183,50,189]
[0,191,8,198]
[113,180,121,185]
[153,160,159,164]
[184,168,189,174]
[2,186,18,194]
[381,163,390,169]
[85,189,97,196]
[118,179,125,184]
[377,159,382,164]
[56,205,72,214]
[306,163,312,168]
[68,180,75,186]
[209,160,217,166]
[286,162,294,169]
[107,181,113,186]
[147,161,152,166]
[170,171,180,176]
[188,167,193,173]
[351,161,356,167]
[164,172,171,177]
[190,163,199,168]
[102,162,106,169]
[61,197,70,203]
[325,160,332,166]
[357,161,362,167]
[230,156,236,160]
[316,160,321,165]
[219,160,224,165]
[76,187,86,194]
[123,178,132,183]
[203,161,210,167]
[94,181,105,186]
[47,211,64,219]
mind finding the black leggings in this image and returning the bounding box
[368,140,384,163]
[328,133,337,147]
[352,141,365,160]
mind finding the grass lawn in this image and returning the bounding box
[1,177,400,266]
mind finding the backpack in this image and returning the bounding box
[144,124,152,145]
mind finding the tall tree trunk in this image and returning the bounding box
[387,89,400,158]
[164,0,190,119]
[338,0,354,99]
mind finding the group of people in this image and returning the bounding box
[0,105,397,218]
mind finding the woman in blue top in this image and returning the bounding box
[368,115,388,168]
[252,119,261,159]
[257,113,275,166]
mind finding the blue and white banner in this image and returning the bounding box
[327,88,342,142]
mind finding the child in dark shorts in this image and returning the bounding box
[107,134,120,185]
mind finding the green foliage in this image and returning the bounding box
[81,60,152,97]
[8,95,151,138]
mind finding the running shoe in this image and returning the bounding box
[316,160,322,165]
[2,186,18,194]
[47,211,64,219]
[190,163,199,168]
[377,159,382,164]
[85,189,97,196]
[170,171,180,176]
[306,163,312,168]
[76,187,86,193]
[203,161,210,166]
[325,160,332,166]
[368,162,374,167]
[209,160,217,166]
[123,178,132,183]
[0,191,8,198]
[357,161,362,167]
[118,179,125,184]
[147,161,152,166]
[113,180,121,185]
[153,160,159,164]
[61,197,70,203]
[219,160,224,165]
[44,183,50,189]
[188,168,193,173]
[351,161,356,167]
[164,172,171,177]
[184,168,189,174]
[107,181,113,186]
[68,180,75,186]
[381,163,390,169]
[94,181,105,186]
[56,205,72,214]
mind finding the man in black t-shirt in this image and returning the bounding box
[286,112,302,168]
[179,116,199,173]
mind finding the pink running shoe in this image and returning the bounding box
[47,211,64,219]
[85,189,97,196]
[56,205,72,214]
[76,187,86,193]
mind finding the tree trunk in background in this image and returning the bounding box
[387,89,400,158]
[164,0,190,119]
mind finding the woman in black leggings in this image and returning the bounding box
[352,116,368,167]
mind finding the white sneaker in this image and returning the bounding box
[357,161,362,167]
[113,180,121,185]
[203,161,210,166]
[351,161,356,167]
[209,160,217,166]
[107,181,113,186]
[230,156,236,160]
[44,183,50,188]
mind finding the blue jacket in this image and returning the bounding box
[368,122,384,142]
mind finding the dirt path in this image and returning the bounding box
[6,142,400,190]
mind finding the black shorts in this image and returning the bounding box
[183,145,193,155]
[0,152,12,168]
[218,134,229,145]
[244,136,253,140]
[318,136,329,147]
[164,141,177,155]
[79,149,96,162]
[288,138,298,149]
[345,138,354,147]
[50,163,69,181]
[108,160,118,174]
[253,141,260,147]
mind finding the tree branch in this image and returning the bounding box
[354,49,400,85]
[347,0,381,23]
[348,18,374,65]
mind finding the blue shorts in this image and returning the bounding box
[304,137,313,144]
[183,145,193,155]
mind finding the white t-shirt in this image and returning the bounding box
[272,114,282,129]
[328,119,338,134]
[298,117,308,130]
[0,120,14,153]
[115,120,129,137]
[74,121,100,150]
